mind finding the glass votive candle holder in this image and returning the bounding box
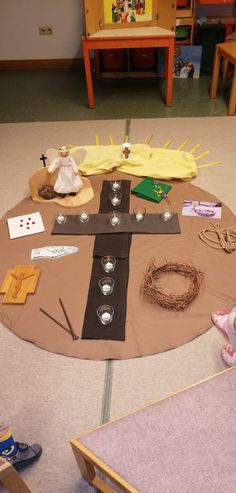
[97,305,114,325]
[101,256,116,273]
[56,212,67,224]
[99,277,115,296]
[160,210,174,221]
[109,210,121,226]
[109,192,121,207]
[78,209,90,222]
[110,180,121,192]
[133,207,146,222]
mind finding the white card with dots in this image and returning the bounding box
[7,212,45,239]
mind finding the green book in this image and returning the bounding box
[131,177,172,203]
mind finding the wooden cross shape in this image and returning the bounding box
[40,153,47,167]
[0,265,40,304]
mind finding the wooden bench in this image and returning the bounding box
[71,367,236,492]
[0,457,31,493]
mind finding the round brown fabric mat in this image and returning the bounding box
[0,172,236,360]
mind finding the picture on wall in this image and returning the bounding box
[103,1,153,25]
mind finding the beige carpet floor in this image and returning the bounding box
[0,117,235,493]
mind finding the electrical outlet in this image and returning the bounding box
[39,26,54,35]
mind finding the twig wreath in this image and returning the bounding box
[142,261,204,311]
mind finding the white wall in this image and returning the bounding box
[0,0,85,60]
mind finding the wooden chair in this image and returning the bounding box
[210,38,236,115]
[0,457,31,493]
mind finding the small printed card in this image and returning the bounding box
[7,212,45,239]
[182,200,222,219]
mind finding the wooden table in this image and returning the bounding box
[71,367,236,493]
[82,27,175,109]
[210,41,236,116]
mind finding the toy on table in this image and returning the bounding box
[212,311,236,366]
[47,145,83,198]
[121,142,131,159]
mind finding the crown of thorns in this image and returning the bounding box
[142,261,204,311]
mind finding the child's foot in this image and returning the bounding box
[221,344,236,367]
[211,311,229,335]
[1,442,42,471]
[69,192,76,196]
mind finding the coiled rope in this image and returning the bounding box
[199,222,236,253]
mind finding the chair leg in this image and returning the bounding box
[210,46,221,98]
[222,58,229,83]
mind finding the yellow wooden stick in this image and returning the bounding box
[109,135,114,145]
[146,134,154,145]
[177,140,188,150]
[162,140,172,149]
[125,135,129,142]
[197,161,222,169]
[95,135,100,145]
[189,144,201,154]
[195,150,210,160]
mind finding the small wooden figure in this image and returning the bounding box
[47,145,83,198]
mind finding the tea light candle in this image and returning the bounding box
[101,312,111,323]
[162,211,173,221]
[112,181,120,191]
[105,261,113,272]
[136,212,144,222]
[80,212,88,221]
[111,216,119,226]
[57,213,65,224]
[102,284,111,295]
[111,196,119,206]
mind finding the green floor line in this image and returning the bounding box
[100,360,113,425]
[96,360,114,491]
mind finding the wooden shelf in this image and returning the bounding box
[177,0,195,18]
[177,7,194,18]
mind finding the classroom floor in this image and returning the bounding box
[0,69,232,122]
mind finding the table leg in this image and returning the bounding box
[228,65,236,115]
[210,46,221,98]
[82,40,95,109]
[94,50,101,80]
[71,446,118,493]
[166,38,174,107]
[222,58,229,84]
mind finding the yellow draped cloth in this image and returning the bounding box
[47,144,197,181]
